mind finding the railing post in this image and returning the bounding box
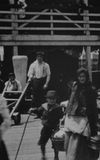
[84,0,92,82]
[50,9,54,35]
[9,0,18,56]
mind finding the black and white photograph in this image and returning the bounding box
[0,0,100,160]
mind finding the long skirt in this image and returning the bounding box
[0,140,10,160]
[64,132,99,160]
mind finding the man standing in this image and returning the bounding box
[28,51,51,111]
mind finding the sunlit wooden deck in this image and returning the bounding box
[4,114,65,160]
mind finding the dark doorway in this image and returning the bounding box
[47,50,79,101]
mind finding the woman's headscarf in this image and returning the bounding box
[76,67,90,86]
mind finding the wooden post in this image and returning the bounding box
[84,0,92,81]
[50,9,54,35]
[9,0,18,56]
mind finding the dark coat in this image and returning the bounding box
[69,82,98,136]
[37,103,63,129]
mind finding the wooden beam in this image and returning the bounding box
[0,35,100,46]
[19,9,49,28]
[1,41,100,46]
[54,9,82,29]
[50,9,53,35]
[84,0,92,81]
[1,35,100,41]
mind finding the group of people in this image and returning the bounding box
[0,50,99,160]
[27,51,99,160]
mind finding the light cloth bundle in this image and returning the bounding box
[64,115,91,137]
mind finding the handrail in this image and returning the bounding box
[1,19,100,24]
[0,10,100,35]
[10,81,30,117]
[4,91,22,93]
[0,10,100,16]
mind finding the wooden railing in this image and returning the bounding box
[0,10,100,35]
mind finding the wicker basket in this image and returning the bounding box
[52,136,65,151]
[88,135,100,150]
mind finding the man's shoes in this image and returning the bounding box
[54,157,59,160]
[41,156,47,160]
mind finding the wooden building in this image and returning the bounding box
[0,0,100,89]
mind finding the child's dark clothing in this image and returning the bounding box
[38,102,63,146]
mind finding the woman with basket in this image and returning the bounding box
[64,67,99,160]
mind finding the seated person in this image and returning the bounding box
[4,73,22,92]
[3,72,22,103]
[3,73,22,124]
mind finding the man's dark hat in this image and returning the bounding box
[46,90,57,99]
[36,51,45,57]
[9,72,15,77]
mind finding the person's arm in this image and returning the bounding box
[27,63,35,82]
[17,80,22,91]
[2,81,9,94]
[43,63,51,89]
[31,105,44,118]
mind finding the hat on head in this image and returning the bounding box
[77,67,89,77]
[46,90,57,99]
[36,51,45,57]
[9,72,15,77]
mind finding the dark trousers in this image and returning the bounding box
[38,126,53,146]
[31,77,46,108]
[0,140,9,160]
[38,126,59,159]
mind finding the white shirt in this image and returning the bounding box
[5,79,22,91]
[28,60,51,79]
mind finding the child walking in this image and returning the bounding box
[35,90,63,160]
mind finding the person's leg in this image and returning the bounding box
[38,126,52,159]
[54,148,59,160]
[38,77,46,107]
[31,78,40,108]
[0,140,10,160]
[40,144,46,160]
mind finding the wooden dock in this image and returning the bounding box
[3,114,66,160]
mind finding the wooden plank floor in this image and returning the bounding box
[3,114,66,160]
